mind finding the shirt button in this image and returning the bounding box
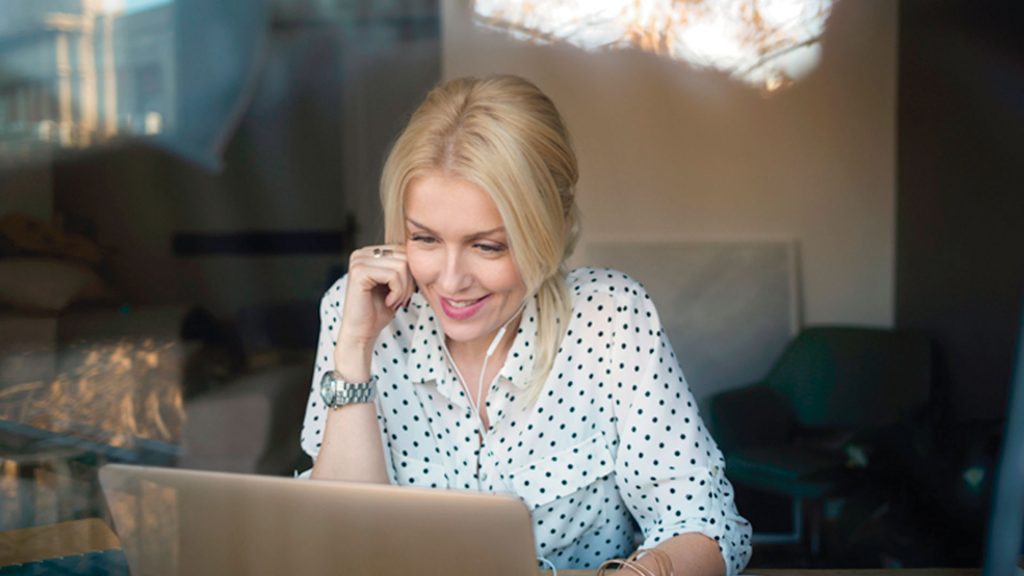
[480,472,489,482]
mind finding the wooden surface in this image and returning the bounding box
[0,518,120,567]
[757,565,978,569]
[565,565,978,569]
[0,519,987,575]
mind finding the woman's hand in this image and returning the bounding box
[311,245,407,484]
[337,245,415,353]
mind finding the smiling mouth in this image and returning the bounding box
[439,294,491,319]
[444,296,485,308]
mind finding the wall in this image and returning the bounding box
[442,0,897,328]
[897,0,1024,422]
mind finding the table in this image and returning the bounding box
[0,518,120,567]
[0,520,985,576]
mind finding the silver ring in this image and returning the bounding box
[372,247,392,259]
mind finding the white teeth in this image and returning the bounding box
[446,297,483,308]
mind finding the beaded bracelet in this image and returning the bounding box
[596,548,675,576]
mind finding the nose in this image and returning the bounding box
[437,247,473,295]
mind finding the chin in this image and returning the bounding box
[436,319,488,344]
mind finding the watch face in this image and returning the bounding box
[319,372,337,406]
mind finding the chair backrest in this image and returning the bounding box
[765,327,932,430]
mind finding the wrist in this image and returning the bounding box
[320,372,377,408]
[333,335,376,382]
[336,330,378,353]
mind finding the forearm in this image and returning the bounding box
[310,339,390,484]
[629,532,725,576]
[310,403,389,483]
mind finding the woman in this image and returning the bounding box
[301,75,751,575]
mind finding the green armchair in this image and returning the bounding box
[709,326,932,558]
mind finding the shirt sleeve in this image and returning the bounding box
[608,282,752,576]
[299,276,346,462]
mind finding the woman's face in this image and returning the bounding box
[404,171,527,353]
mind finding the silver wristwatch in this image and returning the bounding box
[319,371,377,408]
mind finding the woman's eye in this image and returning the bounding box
[410,234,436,244]
[476,243,506,253]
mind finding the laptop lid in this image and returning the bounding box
[99,464,540,576]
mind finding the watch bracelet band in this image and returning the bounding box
[334,379,376,405]
[321,370,377,408]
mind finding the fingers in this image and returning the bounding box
[348,245,414,309]
[360,263,409,309]
[351,244,408,262]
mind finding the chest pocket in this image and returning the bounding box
[508,432,615,511]
[392,455,449,489]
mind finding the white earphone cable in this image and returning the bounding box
[445,301,526,427]
[537,556,558,575]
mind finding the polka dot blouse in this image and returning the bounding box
[301,267,752,573]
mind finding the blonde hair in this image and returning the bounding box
[380,75,580,402]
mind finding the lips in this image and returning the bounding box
[439,294,491,320]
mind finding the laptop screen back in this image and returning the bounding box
[99,464,540,576]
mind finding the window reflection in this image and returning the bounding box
[0,338,185,448]
[0,0,174,162]
[1,0,441,541]
[474,0,835,93]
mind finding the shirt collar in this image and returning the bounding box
[498,295,537,391]
[405,293,450,389]
[405,292,538,392]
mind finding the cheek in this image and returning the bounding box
[485,260,525,294]
[405,249,435,287]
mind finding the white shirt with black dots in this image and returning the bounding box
[301,267,752,573]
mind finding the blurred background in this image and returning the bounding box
[0,0,1021,570]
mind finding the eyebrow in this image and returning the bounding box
[406,219,506,241]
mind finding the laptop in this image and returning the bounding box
[98,465,541,576]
